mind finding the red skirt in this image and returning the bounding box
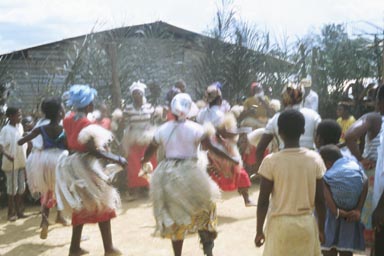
[210,165,251,191]
[126,144,157,188]
[72,209,116,226]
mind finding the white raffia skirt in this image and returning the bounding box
[55,152,121,222]
[26,148,67,194]
[150,152,221,240]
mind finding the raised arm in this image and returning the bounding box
[85,138,127,167]
[201,135,240,165]
[17,127,41,145]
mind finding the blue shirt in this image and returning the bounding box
[323,157,366,210]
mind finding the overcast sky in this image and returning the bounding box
[0,0,383,54]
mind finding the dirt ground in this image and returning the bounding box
[0,184,368,256]
[0,185,263,256]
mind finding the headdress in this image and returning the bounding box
[63,84,97,109]
[281,82,304,106]
[299,78,312,88]
[206,83,222,103]
[250,82,262,95]
[129,81,147,95]
[171,93,192,120]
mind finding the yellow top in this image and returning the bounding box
[259,148,325,216]
[337,115,356,143]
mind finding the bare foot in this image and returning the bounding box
[55,215,70,226]
[68,248,89,256]
[104,248,122,256]
[40,223,49,239]
[245,200,257,207]
[8,215,17,222]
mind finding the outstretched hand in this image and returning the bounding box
[118,156,128,167]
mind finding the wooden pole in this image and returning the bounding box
[107,42,122,109]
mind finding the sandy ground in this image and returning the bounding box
[0,185,263,256]
[0,184,368,256]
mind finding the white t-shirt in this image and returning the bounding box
[0,123,27,171]
[373,122,384,209]
[264,106,321,149]
[154,120,204,159]
[303,90,319,112]
[196,105,224,127]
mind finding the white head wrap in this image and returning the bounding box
[171,93,192,121]
[129,81,147,95]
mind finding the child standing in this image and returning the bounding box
[319,145,367,255]
[0,107,27,221]
[255,109,326,255]
[18,97,68,239]
[336,102,356,145]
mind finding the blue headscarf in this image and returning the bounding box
[63,84,97,109]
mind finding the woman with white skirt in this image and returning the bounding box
[142,93,222,256]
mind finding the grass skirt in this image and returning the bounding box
[26,148,67,209]
[55,152,121,225]
[150,154,220,240]
[26,148,67,194]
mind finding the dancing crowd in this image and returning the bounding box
[1,78,384,256]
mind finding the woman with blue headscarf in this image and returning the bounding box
[56,84,126,256]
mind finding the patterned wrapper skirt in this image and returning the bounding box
[55,152,121,226]
[263,214,321,256]
[150,153,221,240]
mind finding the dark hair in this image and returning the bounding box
[165,87,181,104]
[22,115,34,125]
[174,80,186,91]
[319,144,342,164]
[41,97,62,120]
[316,119,342,145]
[5,107,20,118]
[278,109,305,139]
[337,102,351,113]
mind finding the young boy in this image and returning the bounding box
[255,109,326,255]
[0,107,28,221]
[319,144,367,255]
